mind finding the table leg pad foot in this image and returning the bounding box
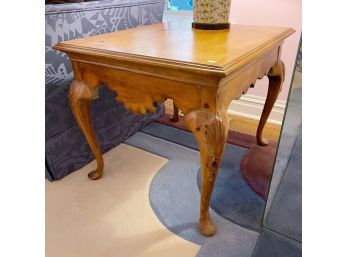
[199,218,216,236]
[88,169,103,180]
[257,137,269,146]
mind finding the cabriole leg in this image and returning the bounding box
[257,60,285,146]
[185,110,228,236]
[69,80,104,180]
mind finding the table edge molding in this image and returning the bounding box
[53,28,295,78]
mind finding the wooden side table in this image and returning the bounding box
[54,20,294,236]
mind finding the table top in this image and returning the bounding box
[54,20,294,77]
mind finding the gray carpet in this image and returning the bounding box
[255,87,302,256]
[265,88,302,218]
[252,130,302,256]
[141,122,200,150]
[265,128,302,242]
[140,123,265,230]
[126,132,260,257]
[251,229,302,257]
[197,145,265,231]
[124,87,302,256]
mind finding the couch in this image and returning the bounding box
[45,0,166,181]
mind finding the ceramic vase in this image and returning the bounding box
[192,0,232,30]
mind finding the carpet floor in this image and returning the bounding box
[126,132,260,257]
[46,144,200,257]
[46,88,301,256]
[265,128,302,242]
[265,88,302,217]
[251,228,302,257]
[155,114,277,200]
[139,123,266,231]
[46,133,262,257]
[254,87,302,256]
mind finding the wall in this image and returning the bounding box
[229,0,302,100]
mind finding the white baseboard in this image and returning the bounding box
[228,94,286,126]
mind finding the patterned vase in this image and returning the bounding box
[192,0,232,30]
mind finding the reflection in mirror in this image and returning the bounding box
[265,37,302,218]
[251,36,302,256]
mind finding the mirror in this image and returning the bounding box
[252,35,302,255]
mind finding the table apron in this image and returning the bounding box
[217,46,281,112]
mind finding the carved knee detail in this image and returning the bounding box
[69,80,94,105]
[203,116,227,158]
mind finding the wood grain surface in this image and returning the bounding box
[54,20,294,82]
